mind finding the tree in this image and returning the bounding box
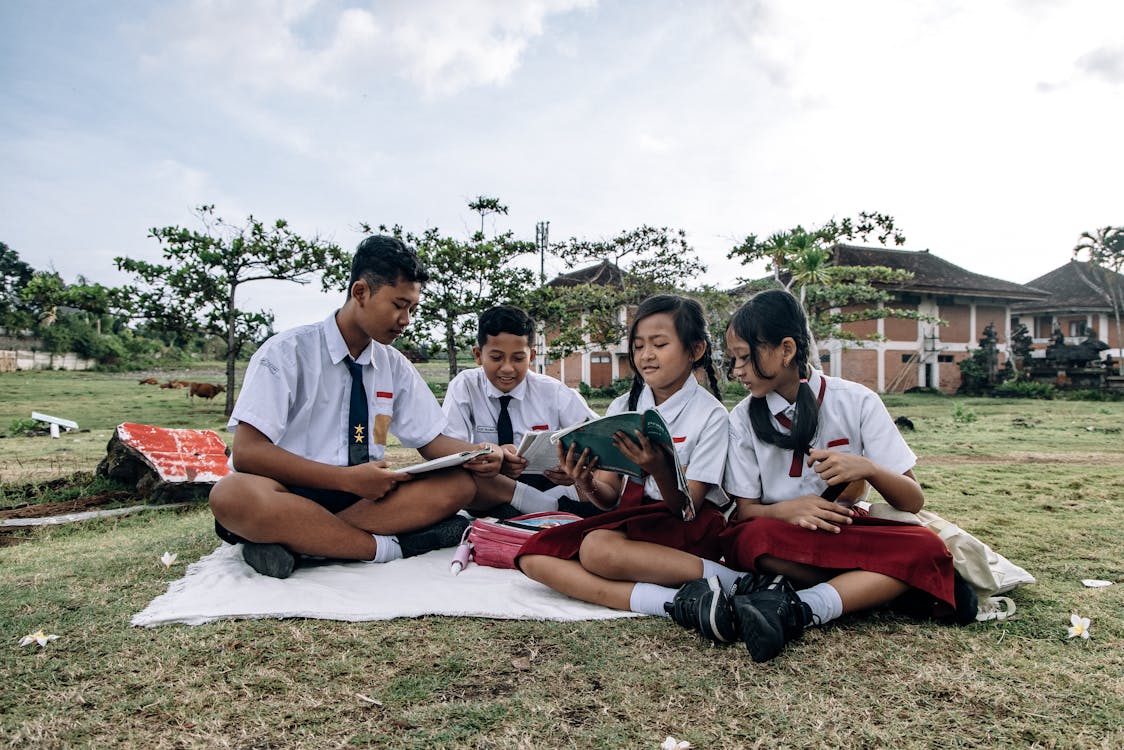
[116,206,347,414]
[0,242,35,331]
[727,212,934,352]
[530,226,707,359]
[1073,226,1124,363]
[1010,322,1033,373]
[958,322,1013,395]
[467,196,509,236]
[355,198,537,378]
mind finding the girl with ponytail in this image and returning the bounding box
[667,289,975,662]
[516,295,735,621]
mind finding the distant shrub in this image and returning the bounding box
[578,377,632,400]
[951,402,977,424]
[993,380,1056,400]
[1062,388,1124,402]
[7,417,40,437]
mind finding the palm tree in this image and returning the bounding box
[1073,226,1124,370]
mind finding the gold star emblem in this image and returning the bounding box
[353,424,365,443]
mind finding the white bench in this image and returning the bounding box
[31,411,79,438]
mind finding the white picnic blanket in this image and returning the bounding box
[132,543,643,627]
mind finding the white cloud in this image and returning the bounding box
[137,0,596,99]
[1078,44,1124,85]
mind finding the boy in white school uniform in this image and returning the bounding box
[442,306,600,515]
[209,235,507,578]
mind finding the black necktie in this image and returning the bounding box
[496,395,514,445]
[346,357,369,466]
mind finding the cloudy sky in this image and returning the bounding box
[3,0,1122,332]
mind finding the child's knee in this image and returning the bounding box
[579,530,626,576]
[517,554,548,581]
[423,469,477,511]
[208,475,242,519]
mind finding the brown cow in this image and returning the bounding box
[189,382,225,400]
[138,377,159,385]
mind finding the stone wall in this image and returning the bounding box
[0,349,97,372]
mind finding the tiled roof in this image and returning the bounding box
[831,245,1048,301]
[1011,260,1124,314]
[546,259,625,288]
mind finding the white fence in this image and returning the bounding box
[0,350,98,372]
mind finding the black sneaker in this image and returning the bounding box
[398,515,471,558]
[241,542,299,579]
[664,576,738,644]
[731,576,812,662]
[732,571,783,597]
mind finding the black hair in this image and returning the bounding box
[348,235,429,294]
[728,288,819,455]
[477,306,535,347]
[625,295,722,410]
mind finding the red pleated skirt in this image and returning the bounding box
[516,480,727,564]
[718,513,956,608]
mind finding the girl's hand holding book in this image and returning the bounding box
[611,429,664,475]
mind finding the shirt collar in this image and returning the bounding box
[640,375,700,422]
[323,311,376,368]
[764,367,823,418]
[485,374,528,401]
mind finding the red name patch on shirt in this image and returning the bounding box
[672,436,687,443]
[375,391,393,399]
[531,424,550,431]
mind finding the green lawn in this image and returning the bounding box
[1,370,1122,748]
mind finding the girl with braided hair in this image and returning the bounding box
[666,289,975,662]
[516,295,735,618]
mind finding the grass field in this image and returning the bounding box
[2,369,1122,748]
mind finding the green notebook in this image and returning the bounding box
[552,409,693,519]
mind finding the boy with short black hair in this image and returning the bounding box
[443,305,599,514]
[209,235,506,578]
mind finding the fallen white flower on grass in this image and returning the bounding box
[661,737,692,750]
[1067,614,1092,639]
[1081,579,1113,588]
[161,551,178,567]
[19,630,60,648]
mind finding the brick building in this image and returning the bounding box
[538,260,633,388]
[1011,260,1123,357]
[818,245,1047,393]
[537,246,1055,395]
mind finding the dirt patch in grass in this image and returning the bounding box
[0,489,135,521]
[921,451,1119,465]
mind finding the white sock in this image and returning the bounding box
[510,482,559,513]
[371,534,402,563]
[797,582,844,626]
[629,582,678,616]
[701,559,741,592]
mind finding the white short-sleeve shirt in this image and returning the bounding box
[229,312,446,465]
[724,369,916,503]
[442,368,598,444]
[606,377,729,506]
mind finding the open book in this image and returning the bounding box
[399,446,493,475]
[515,431,566,475]
[549,409,694,520]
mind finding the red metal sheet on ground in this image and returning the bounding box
[116,422,231,483]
